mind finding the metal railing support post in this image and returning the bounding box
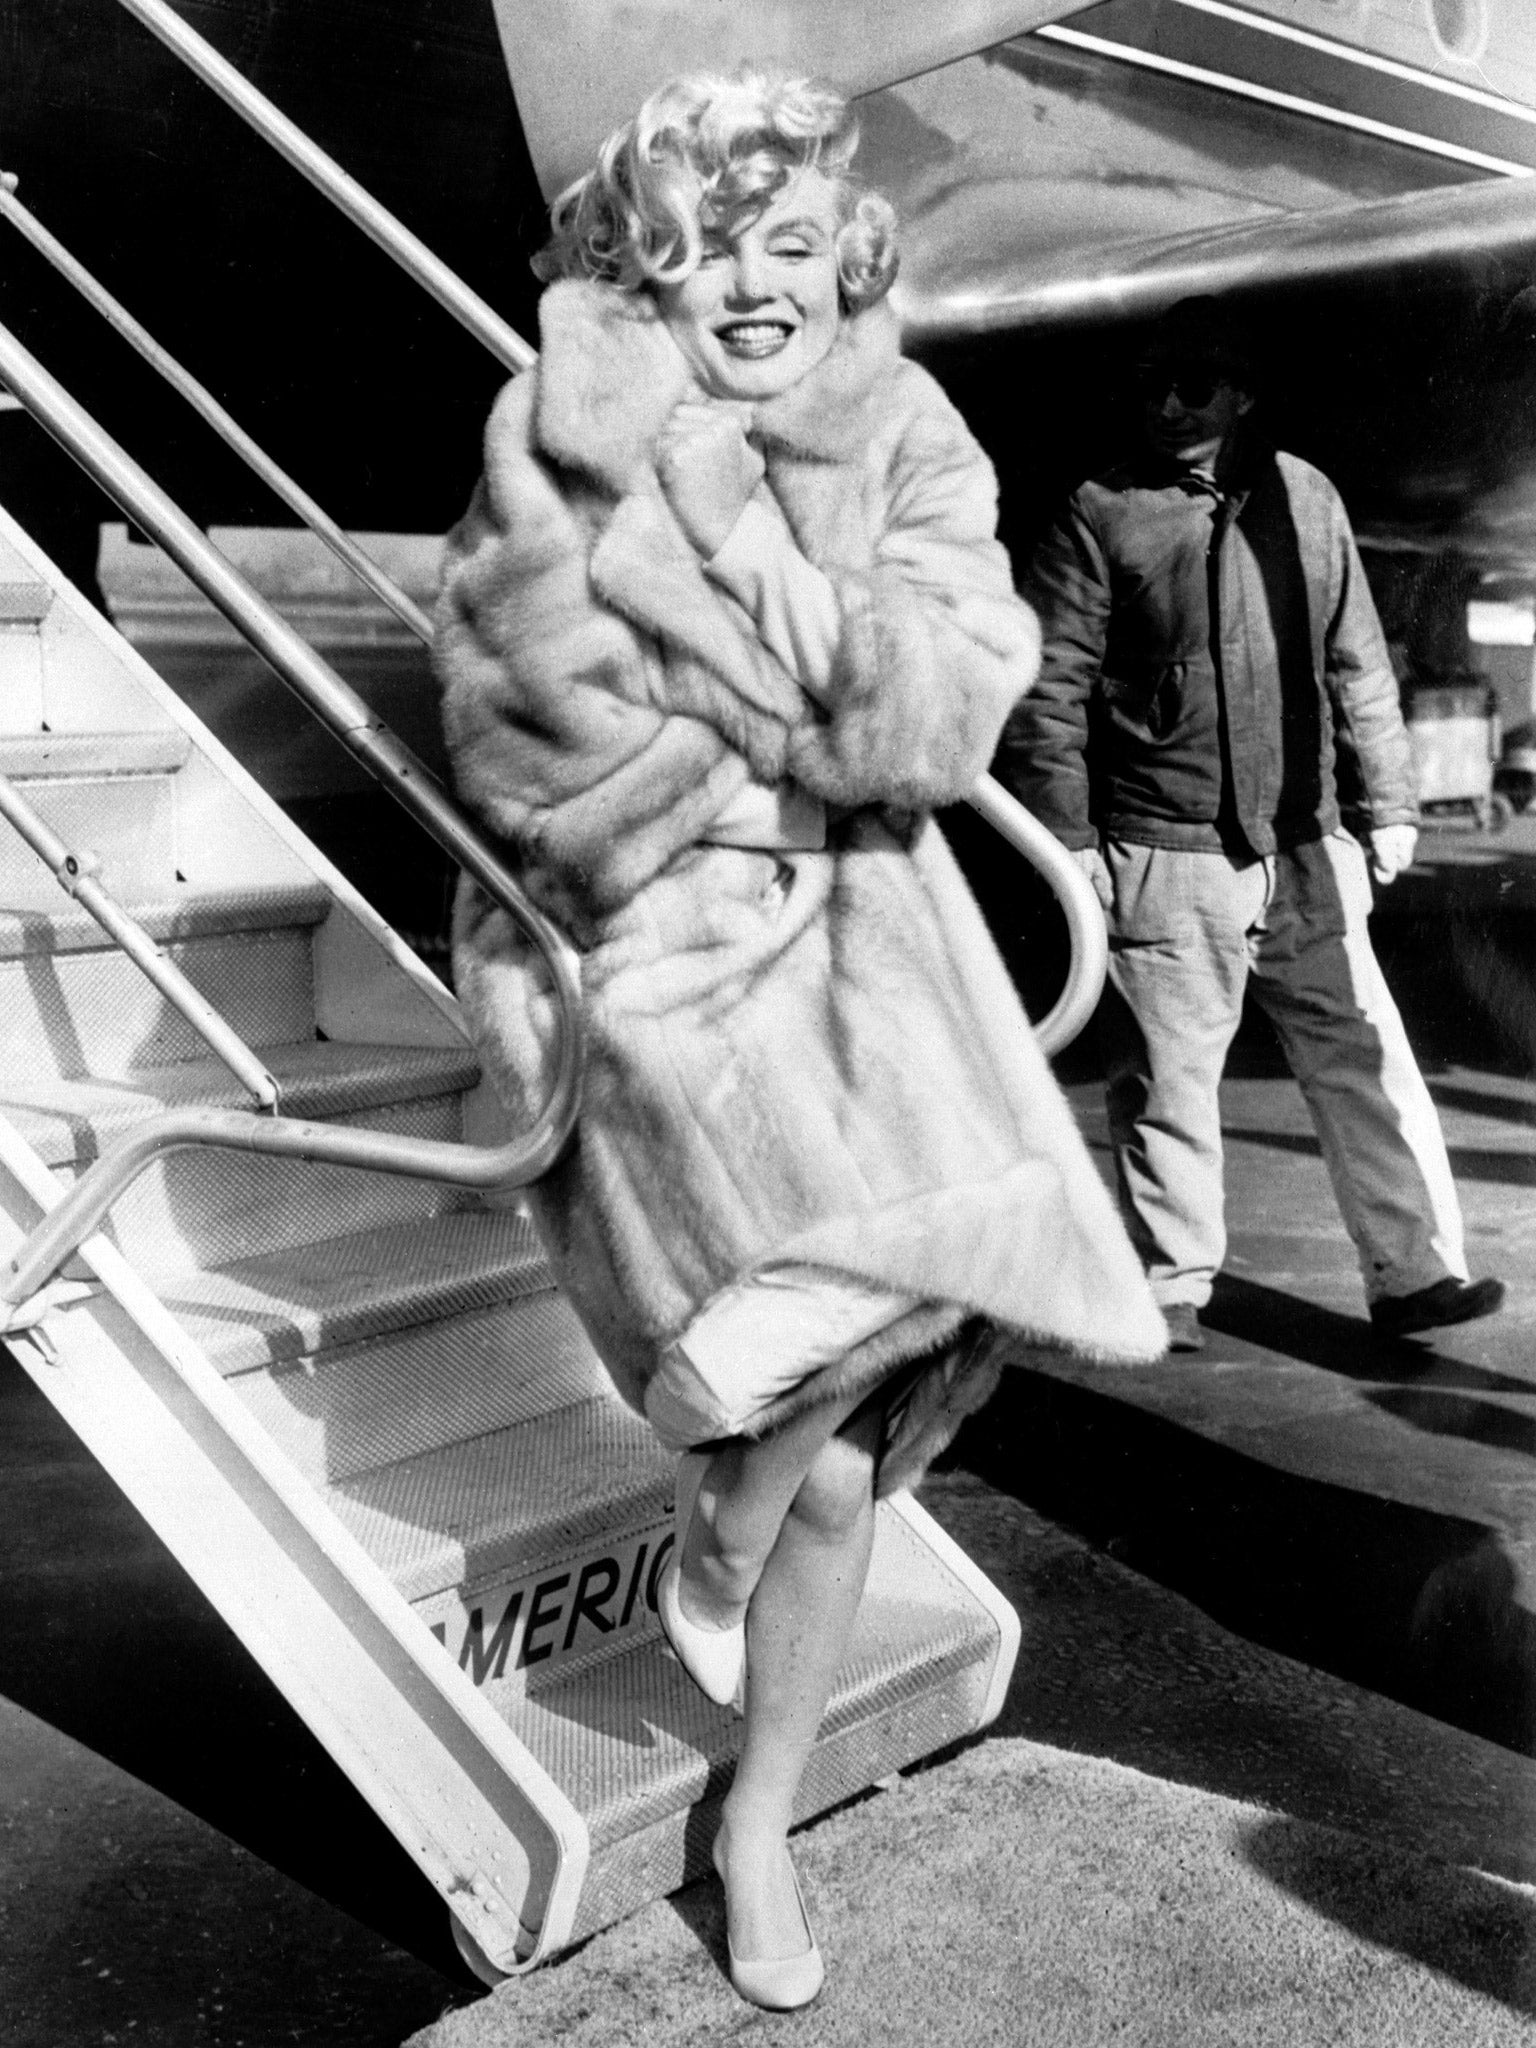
[0,771,281,1113]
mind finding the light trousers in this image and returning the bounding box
[1100,831,1467,1310]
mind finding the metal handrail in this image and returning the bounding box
[0,174,431,644]
[108,0,1107,1050]
[0,318,584,1315]
[0,5,1110,1314]
[0,769,281,1113]
[114,0,535,377]
[967,778,1107,1056]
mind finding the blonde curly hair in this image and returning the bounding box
[534,68,899,311]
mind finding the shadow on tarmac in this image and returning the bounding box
[1428,1078,1536,1127]
[0,1341,475,1987]
[943,1350,1536,1758]
[1240,1814,1536,2018]
[1203,1274,1532,1397]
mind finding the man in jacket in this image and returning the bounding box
[996,297,1502,1351]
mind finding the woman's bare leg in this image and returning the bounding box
[676,1390,868,1633]
[714,1407,882,1960]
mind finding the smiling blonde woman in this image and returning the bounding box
[434,67,1165,2009]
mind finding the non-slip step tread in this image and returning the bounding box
[1,1037,483,1168]
[499,1505,995,1853]
[86,1089,471,1282]
[326,1394,670,1603]
[0,878,330,958]
[0,729,192,778]
[165,1206,551,1374]
[225,1285,611,1485]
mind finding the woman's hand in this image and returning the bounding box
[657,401,765,558]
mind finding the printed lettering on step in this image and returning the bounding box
[422,1523,673,1685]
[460,1589,523,1686]
[518,1573,571,1668]
[619,1542,649,1627]
[563,1557,621,1650]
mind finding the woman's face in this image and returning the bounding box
[657,172,843,402]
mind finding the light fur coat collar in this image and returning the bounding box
[533,277,905,493]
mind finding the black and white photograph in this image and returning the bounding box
[0,3,1533,2042]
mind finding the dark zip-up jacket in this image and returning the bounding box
[996,441,1417,854]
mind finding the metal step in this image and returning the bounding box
[0,876,330,959]
[0,768,186,906]
[502,1499,1005,1947]
[0,882,329,1074]
[0,529,1024,1974]
[2,1037,482,1169]
[65,1088,474,1280]
[0,579,54,624]
[176,1207,554,1375]
[329,1388,669,1608]
[0,729,191,778]
[226,1286,610,1487]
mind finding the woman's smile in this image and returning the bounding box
[656,172,843,400]
[715,318,798,360]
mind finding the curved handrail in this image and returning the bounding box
[0,316,583,1305]
[967,776,1107,1057]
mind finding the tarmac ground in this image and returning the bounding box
[2,820,1535,2045]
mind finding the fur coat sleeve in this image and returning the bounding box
[435,280,1166,1431]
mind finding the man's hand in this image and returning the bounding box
[1367,824,1418,886]
[656,400,765,558]
[1072,844,1114,914]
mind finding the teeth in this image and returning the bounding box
[719,322,792,353]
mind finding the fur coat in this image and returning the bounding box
[434,279,1166,1449]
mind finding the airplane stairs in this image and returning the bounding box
[0,503,1020,1976]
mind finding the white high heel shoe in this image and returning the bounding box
[713,1834,825,2012]
[656,1451,746,1711]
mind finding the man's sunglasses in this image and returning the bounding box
[1135,365,1229,408]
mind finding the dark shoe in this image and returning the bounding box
[1163,1304,1205,1353]
[1369,1276,1505,1337]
